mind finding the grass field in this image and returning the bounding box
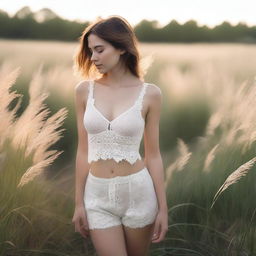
[0,39,256,256]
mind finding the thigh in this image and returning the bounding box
[84,177,122,230]
[89,225,128,256]
[123,222,155,256]
[121,168,158,256]
[122,167,158,228]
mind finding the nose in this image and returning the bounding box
[90,51,98,62]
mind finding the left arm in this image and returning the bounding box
[143,84,168,243]
[144,84,168,211]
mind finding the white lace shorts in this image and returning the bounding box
[84,167,159,230]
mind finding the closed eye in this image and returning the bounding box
[88,50,103,55]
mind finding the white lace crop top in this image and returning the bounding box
[83,80,149,164]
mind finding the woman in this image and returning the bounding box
[72,15,168,256]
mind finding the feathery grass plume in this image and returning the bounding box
[11,64,69,186]
[18,150,63,187]
[203,144,219,173]
[176,138,192,171]
[205,112,222,136]
[0,64,22,147]
[0,64,68,187]
[205,77,256,150]
[211,156,256,209]
[165,138,192,189]
[11,65,51,150]
[29,108,68,162]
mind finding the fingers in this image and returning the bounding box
[72,216,90,239]
[80,217,90,237]
[79,217,90,238]
[151,220,161,242]
[151,223,168,243]
[80,226,89,239]
[76,223,89,239]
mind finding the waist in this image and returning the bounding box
[89,158,146,178]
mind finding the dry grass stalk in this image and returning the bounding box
[205,112,222,136]
[0,65,22,147]
[165,138,192,189]
[0,64,68,187]
[30,108,68,162]
[211,156,256,209]
[203,144,219,173]
[176,138,192,171]
[18,150,63,187]
[11,67,51,150]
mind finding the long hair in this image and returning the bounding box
[73,15,143,79]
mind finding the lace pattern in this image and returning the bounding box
[85,80,148,164]
[88,129,143,164]
[84,167,159,230]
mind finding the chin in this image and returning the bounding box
[99,68,107,73]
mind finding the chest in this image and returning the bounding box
[91,87,149,123]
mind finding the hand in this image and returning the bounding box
[72,205,90,239]
[151,208,169,243]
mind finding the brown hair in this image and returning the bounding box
[73,15,143,79]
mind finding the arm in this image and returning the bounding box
[144,84,168,211]
[74,81,90,207]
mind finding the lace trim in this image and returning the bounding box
[88,151,142,164]
[88,130,142,164]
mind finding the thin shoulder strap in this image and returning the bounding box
[136,83,148,110]
[87,80,94,101]
[137,83,148,102]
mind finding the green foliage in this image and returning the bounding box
[1,7,256,43]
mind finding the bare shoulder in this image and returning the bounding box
[146,83,162,103]
[74,80,91,104]
[75,80,90,94]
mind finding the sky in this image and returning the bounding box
[1,0,256,28]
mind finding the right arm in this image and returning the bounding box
[72,81,90,238]
[74,81,90,207]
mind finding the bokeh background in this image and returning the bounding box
[1,1,256,255]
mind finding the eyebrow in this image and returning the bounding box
[88,45,104,50]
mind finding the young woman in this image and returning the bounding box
[72,15,168,256]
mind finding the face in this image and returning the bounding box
[87,33,125,74]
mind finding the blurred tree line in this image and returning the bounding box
[1,6,256,43]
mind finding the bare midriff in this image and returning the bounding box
[89,158,146,178]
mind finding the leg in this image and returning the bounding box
[122,222,155,256]
[89,224,128,256]
[84,176,128,256]
[121,167,159,256]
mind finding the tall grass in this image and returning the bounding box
[0,64,95,256]
[1,40,256,255]
[161,61,256,255]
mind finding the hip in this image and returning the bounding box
[84,166,158,219]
